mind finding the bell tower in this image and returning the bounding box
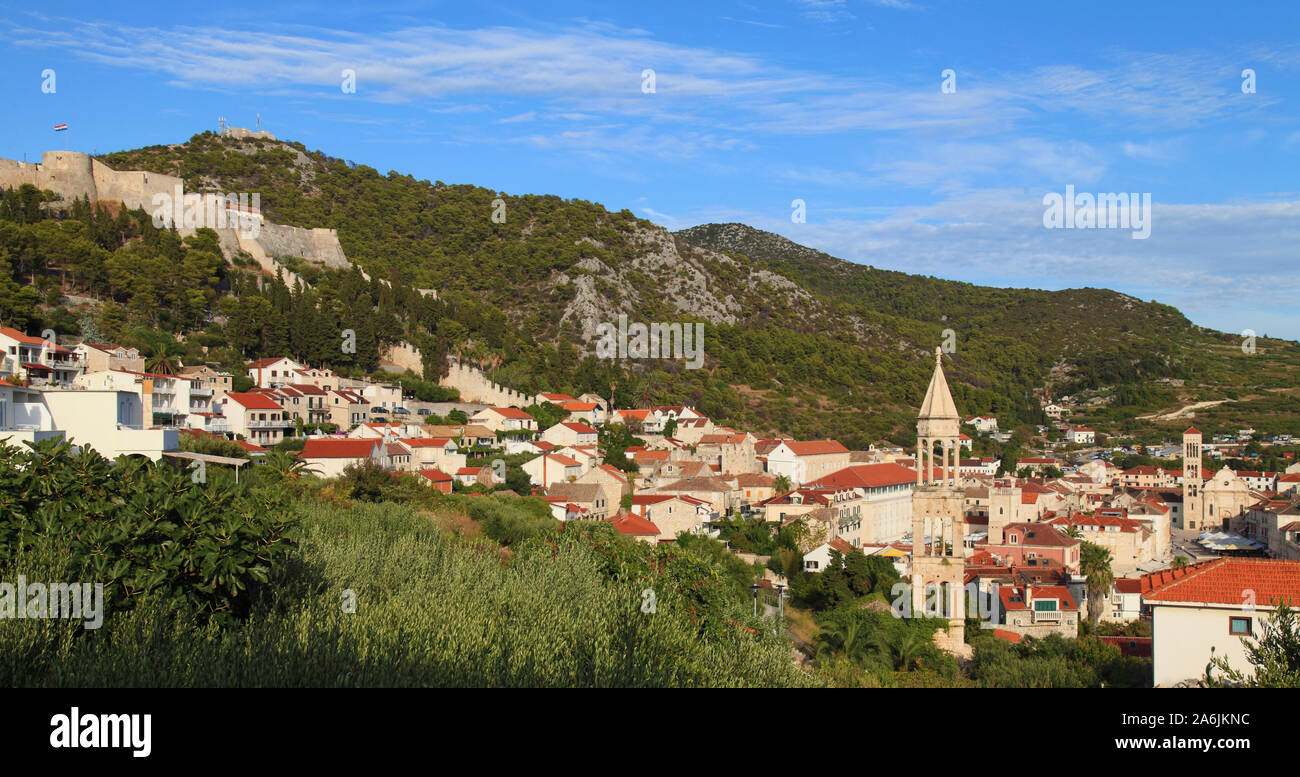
[1182,427,1203,530]
[910,347,970,656]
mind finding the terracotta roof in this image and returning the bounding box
[400,437,454,448]
[486,407,533,419]
[828,537,855,554]
[760,487,833,507]
[781,439,850,456]
[300,439,380,458]
[610,510,660,536]
[999,585,1077,612]
[247,357,293,368]
[1047,512,1143,533]
[806,463,916,489]
[634,450,670,462]
[1115,578,1145,594]
[225,392,285,411]
[1123,465,1167,475]
[0,327,72,352]
[631,494,678,505]
[559,421,598,434]
[1142,558,1300,606]
[1185,427,1201,435]
[419,468,452,482]
[996,523,1079,548]
[560,401,597,411]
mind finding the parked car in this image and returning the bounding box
[416,408,431,416]
[392,407,410,415]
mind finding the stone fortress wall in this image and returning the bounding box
[440,358,536,408]
[380,341,426,377]
[0,149,350,287]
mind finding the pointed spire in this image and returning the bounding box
[919,347,959,421]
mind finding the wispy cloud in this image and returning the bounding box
[675,193,1300,336]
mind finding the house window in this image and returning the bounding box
[1229,617,1252,636]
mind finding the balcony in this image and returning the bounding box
[248,418,293,429]
[1032,609,1065,622]
[190,386,213,397]
[0,427,65,446]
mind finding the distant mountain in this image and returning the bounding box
[72,133,1300,444]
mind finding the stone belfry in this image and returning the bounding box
[1182,427,1203,530]
[910,347,970,656]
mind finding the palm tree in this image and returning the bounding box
[773,474,793,495]
[261,449,320,480]
[819,617,866,663]
[891,632,930,671]
[145,345,181,375]
[1081,541,1115,629]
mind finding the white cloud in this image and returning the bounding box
[667,193,1300,338]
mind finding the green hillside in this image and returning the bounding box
[0,130,1291,446]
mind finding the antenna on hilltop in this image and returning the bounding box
[256,113,261,130]
[218,115,227,135]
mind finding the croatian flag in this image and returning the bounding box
[53,123,68,131]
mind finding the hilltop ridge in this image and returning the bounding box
[3,130,1295,444]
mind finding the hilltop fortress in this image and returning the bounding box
[0,149,350,281]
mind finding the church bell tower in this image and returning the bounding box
[910,347,970,656]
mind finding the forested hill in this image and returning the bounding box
[11,130,1289,446]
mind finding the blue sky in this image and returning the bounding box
[2,1,1298,337]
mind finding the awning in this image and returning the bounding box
[161,450,251,481]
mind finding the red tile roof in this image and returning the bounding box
[300,439,381,459]
[999,585,1077,612]
[610,510,661,536]
[488,407,534,419]
[805,463,917,489]
[782,439,850,456]
[225,392,285,411]
[1142,558,1300,606]
[400,437,453,448]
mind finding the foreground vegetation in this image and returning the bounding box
[0,440,807,687]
